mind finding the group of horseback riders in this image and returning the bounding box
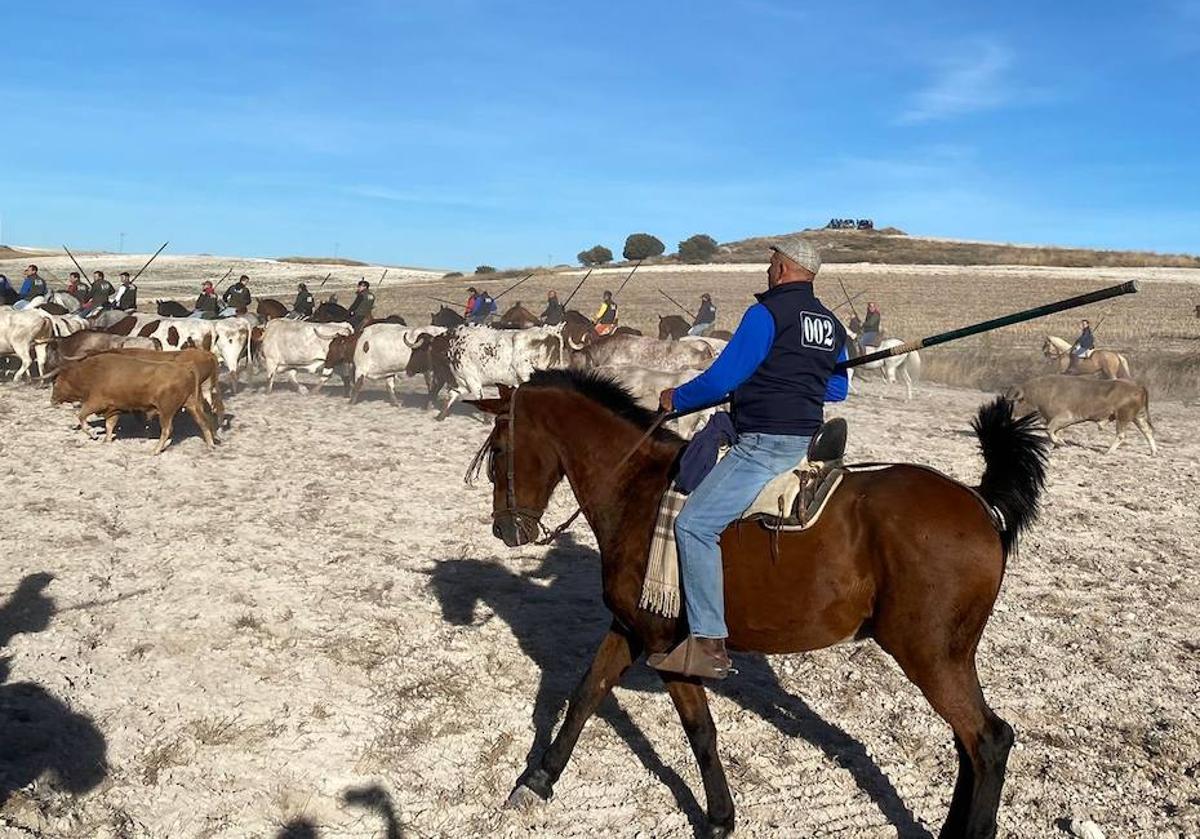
[461,286,722,337]
[0,263,138,316]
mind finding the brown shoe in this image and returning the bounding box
[647,635,734,680]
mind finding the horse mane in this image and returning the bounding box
[524,369,682,444]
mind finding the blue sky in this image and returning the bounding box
[1,1,1197,268]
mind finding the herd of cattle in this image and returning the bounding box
[0,292,1160,456]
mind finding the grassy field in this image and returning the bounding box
[4,249,1197,400]
[366,263,1200,401]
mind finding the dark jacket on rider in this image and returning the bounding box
[540,299,565,325]
[862,311,881,334]
[88,279,115,307]
[223,282,251,309]
[195,291,220,318]
[293,289,315,316]
[20,274,48,300]
[349,289,375,323]
[694,299,717,326]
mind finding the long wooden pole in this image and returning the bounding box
[494,272,535,300]
[613,259,643,298]
[561,268,593,308]
[62,245,91,280]
[317,272,333,288]
[838,281,1139,371]
[130,241,169,283]
[212,268,234,292]
[427,295,461,307]
[658,288,691,316]
[837,278,861,320]
[831,290,866,314]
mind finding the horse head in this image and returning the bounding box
[468,385,565,547]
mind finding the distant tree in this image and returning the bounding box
[475,265,496,274]
[577,245,614,267]
[677,233,719,264]
[622,233,665,261]
[442,271,464,279]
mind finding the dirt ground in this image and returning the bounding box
[1,336,1197,838]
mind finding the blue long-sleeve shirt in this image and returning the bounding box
[674,303,848,413]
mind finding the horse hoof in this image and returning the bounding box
[503,784,547,811]
[705,823,735,838]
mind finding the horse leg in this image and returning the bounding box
[662,676,736,837]
[507,625,640,808]
[889,651,1013,839]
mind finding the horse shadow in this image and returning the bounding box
[274,783,405,838]
[428,536,932,838]
[0,573,109,807]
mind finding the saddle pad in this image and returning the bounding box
[639,464,894,619]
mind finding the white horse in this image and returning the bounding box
[847,332,921,400]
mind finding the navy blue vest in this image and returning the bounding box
[732,283,844,436]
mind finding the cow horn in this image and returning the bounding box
[567,334,586,351]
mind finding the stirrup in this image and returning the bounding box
[647,636,736,680]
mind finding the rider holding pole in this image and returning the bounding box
[653,237,849,679]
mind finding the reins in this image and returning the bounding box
[478,387,674,546]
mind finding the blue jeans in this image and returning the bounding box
[675,431,811,638]
[688,322,714,336]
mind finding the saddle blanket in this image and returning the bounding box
[639,462,890,619]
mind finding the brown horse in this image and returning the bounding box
[658,314,690,339]
[1041,335,1131,379]
[256,298,288,320]
[496,302,540,329]
[469,369,1048,838]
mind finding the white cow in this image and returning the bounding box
[138,316,255,390]
[0,309,88,381]
[598,365,716,438]
[350,324,446,405]
[260,319,355,393]
[416,324,567,419]
[571,333,715,373]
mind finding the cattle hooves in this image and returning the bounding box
[503,784,548,811]
[705,823,735,838]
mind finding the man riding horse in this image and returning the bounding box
[655,236,848,679]
[1067,318,1095,373]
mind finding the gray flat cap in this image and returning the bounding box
[770,237,821,274]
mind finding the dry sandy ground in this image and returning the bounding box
[1,361,1197,838]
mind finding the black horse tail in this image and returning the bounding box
[972,396,1050,558]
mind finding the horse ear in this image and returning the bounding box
[469,397,509,415]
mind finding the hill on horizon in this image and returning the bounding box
[708,228,1200,269]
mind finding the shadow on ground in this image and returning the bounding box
[429,535,934,838]
[275,783,405,838]
[0,573,108,809]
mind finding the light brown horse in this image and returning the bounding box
[469,369,1048,838]
[1041,335,1131,379]
[496,302,540,329]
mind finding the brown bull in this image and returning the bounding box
[51,353,216,454]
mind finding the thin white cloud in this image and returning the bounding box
[898,39,1018,124]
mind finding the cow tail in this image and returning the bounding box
[973,396,1050,560]
[1143,390,1154,429]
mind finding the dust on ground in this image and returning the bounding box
[1,360,1196,837]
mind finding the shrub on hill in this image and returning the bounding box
[475,265,496,274]
[677,234,719,263]
[623,233,665,261]
[577,245,613,266]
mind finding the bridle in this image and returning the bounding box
[476,386,673,546]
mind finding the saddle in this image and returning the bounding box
[742,418,850,530]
